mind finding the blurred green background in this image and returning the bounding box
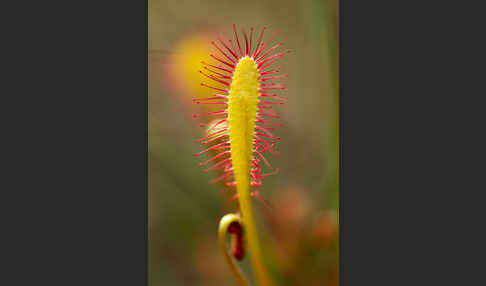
[149,0,338,285]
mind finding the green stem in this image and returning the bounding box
[237,186,274,286]
[218,214,251,286]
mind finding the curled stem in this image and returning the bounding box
[218,214,251,286]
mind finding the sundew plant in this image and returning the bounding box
[193,25,290,286]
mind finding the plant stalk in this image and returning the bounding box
[237,184,274,286]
